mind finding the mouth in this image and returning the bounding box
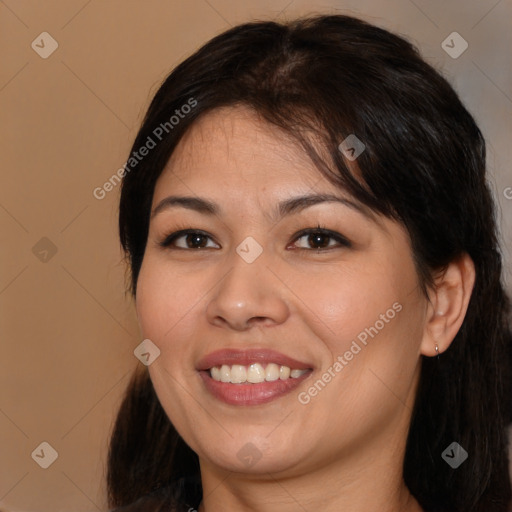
[209,362,309,383]
[197,349,313,405]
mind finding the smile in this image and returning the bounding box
[197,348,313,405]
[210,363,308,383]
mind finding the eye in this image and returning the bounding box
[159,229,220,250]
[158,226,350,251]
[289,227,351,251]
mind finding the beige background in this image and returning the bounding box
[1,1,511,511]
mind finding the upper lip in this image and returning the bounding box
[196,349,313,371]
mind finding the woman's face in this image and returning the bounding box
[136,106,429,477]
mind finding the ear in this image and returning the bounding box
[420,253,476,357]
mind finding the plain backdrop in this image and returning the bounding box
[1,1,511,510]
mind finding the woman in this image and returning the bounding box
[107,14,512,512]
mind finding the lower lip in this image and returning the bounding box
[199,370,312,406]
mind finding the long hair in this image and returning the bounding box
[107,14,512,512]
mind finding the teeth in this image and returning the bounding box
[230,364,247,383]
[220,364,231,383]
[208,363,308,384]
[265,363,280,381]
[211,366,221,381]
[247,363,265,383]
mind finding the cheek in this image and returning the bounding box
[135,256,206,355]
[287,260,406,347]
[288,249,424,379]
[294,268,424,432]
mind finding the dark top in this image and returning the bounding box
[111,476,202,512]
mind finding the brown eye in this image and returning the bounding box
[290,228,351,251]
[160,230,219,249]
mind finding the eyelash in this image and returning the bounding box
[158,224,352,252]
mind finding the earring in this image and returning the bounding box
[435,343,440,360]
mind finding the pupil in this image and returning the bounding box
[309,233,328,248]
[187,234,206,248]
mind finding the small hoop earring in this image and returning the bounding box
[435,343,440,360]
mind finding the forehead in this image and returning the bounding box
[150,105,395,237]
[155,105,329,193]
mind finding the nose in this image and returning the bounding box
[205,252,290,331]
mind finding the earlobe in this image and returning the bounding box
[420,253,476,357]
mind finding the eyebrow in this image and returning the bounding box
[151,193,373,221]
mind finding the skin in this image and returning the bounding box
[135,106,475,512]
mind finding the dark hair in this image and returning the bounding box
[107,14,512,512]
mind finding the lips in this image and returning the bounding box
[196,349,313,406]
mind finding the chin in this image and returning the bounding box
[198,435,310,476]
